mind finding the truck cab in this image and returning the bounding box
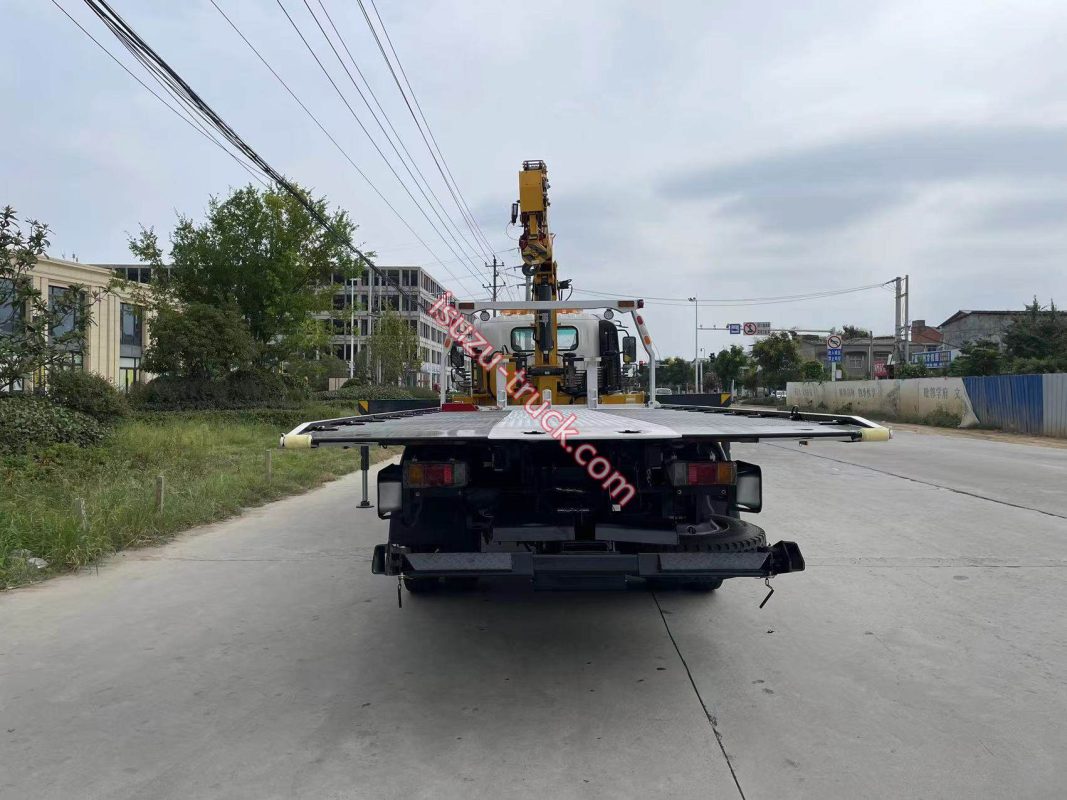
[450,312,640,405]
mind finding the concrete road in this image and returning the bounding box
[2,431,1065,799]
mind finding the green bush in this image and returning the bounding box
[285,355,350,391]
[0,396,105,453]
[924,406,963,428]
[132,370,309,411]
[316,383,426,401]
[48,370,129,423]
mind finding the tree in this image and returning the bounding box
[141,303,257,379]
[841,324,871,340]
[710,345,749,390]
[1003,297,1066,362]
[750,333,801,390]
[894,361,929,379]
[799,360,826,381]
[1,207,101,388]
[129,184,366,362]
[284,354,350,391]
[657,357,693,390]
[366,311,419,385]
[948,339,1002,377]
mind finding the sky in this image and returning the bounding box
[3,0,1067,359]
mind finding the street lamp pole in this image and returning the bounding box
[348,278,355,380]
[689,296,698,392]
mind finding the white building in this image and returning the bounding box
[324,266,450,389]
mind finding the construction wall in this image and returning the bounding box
[786,377,980,427]
[787,375,1067,435]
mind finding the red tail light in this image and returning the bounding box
[668,461,736,486]
[404,461,468,488]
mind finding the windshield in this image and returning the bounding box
[511,325,578,352]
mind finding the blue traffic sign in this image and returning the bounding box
[728,324,741,335]
[827,348,842,362]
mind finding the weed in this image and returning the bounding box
[0,409,394,588]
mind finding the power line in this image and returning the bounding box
[273,0,487,290]
[298,0,489,279]
[50,1,270,190]
[72,0,438,318]
[356,0,498,264]
[315,0,492,265]
[208,0,481,293]
[572,282,891,307]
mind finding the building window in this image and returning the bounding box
[120,303,143,347]
[55,351,84,372]
[845,353,865,370]
[1,278,20,335]
[120,356,140,391]
[49,285,84,340]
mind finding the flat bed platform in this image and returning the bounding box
[281,405,891,448]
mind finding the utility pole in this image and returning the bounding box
[487,256,500,316]
[894,276,902,367]
[893,275,911,368]
[903,274,910,363]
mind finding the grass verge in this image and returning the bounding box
[0,404,395,589]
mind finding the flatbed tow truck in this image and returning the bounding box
[281,161,890,595]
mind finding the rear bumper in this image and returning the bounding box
[371,541,804,581]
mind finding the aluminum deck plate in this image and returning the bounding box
[283,406,888,447]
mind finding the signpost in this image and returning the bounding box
[826,334,843,349]
[728,323,741,335]
[742,322,757,336]
[827,347,842,382]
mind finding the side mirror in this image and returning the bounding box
[449,344,465,369]
[622,335,637,364]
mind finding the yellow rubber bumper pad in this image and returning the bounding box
[860,426,892,442]
[280,434,313,449]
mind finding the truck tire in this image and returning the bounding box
[403,576,440,593]
[403,576,478,594]
[674,515,767,553]
[649,516,766,591]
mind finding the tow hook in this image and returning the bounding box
[759,577,775,609]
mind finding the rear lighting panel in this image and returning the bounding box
[667,461,737,487]
[403,461,469,488]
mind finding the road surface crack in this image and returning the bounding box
[765,443,1067,520]
[652,591,746,800]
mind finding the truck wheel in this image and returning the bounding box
[403,576,440,593]
[684,578,723,591]
[674,515,766,553]
[648,516,765,591]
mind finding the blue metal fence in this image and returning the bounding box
[1043,374,1067,437]
[963,374,1046,434]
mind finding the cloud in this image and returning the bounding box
[661,126,1067,232]
[976,195,1067,230]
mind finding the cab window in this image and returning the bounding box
[511,325,578,352]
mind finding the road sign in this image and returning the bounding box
[827,348,842,362]
[728,323,741,335]
[910,349,955,368]
[742,322,757,335]
[755,321,772,336]
[826,334,842,349]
